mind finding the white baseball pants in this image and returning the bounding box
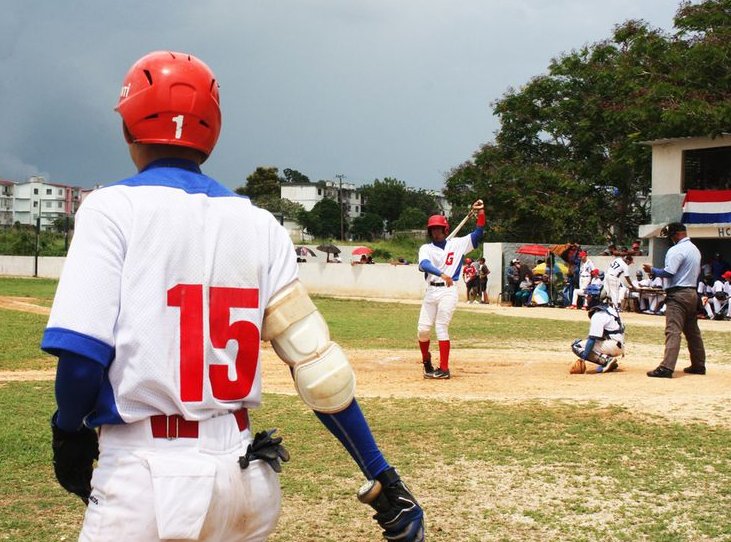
[79,414,281,542]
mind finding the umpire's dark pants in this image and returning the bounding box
[661,288,706,371]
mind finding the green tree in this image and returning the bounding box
[281,168,310,183]
[445,0,731,244]
[236,167,281,201]
[391,207,428,231]
[360,178,408,228]
[350,213,384,241]
[298,198,343,239]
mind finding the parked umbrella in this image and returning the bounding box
[317,244,341,262]
[316,244,341,255]
[351,246,373,256]
[532,261,568,275]
[295,246,317,257]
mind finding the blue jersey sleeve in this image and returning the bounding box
[54,352,105,431]
[419,259,442,277]
[314,400,390,480]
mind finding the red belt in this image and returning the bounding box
[150,409,248,439]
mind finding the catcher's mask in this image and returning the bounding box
[585,291,602,317]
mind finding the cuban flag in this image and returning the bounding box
[681,190,731,224]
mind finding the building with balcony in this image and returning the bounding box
[280,179,362,219]
[12,176,81,230]
[0,179,15,227]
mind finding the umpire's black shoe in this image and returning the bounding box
[683,366,706,375]
[647,366,673,378]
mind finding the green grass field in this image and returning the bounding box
[1,277,730,541]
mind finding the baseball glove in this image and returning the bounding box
[358,467,425,542]
[570,358,586,374]
[239,428,290,473]
[50,411,99,503]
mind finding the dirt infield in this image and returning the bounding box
[3,295,730,427]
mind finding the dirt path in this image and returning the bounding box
[3,296,729,426]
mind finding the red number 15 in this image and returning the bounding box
[167,284,260,402]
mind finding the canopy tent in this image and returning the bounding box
[516,244,550,257]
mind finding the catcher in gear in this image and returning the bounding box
[570,288,625,374]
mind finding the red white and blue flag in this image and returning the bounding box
[681,190,731,224]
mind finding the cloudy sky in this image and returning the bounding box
[1,1,679,191]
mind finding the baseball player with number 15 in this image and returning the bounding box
[42,51,423,542]
[418,201,485,379]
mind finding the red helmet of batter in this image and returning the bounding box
[115,51,222,159]
[427,214,449,234]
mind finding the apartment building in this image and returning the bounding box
[0,179,15,226]
[11,176,81,230]
[280,179,363,219]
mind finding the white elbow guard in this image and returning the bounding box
[263,281,355,413]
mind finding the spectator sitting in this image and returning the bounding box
[697,273,715,319]
[530,275,551,306]
[352,254,368,265]
[366,255,374,264]
[515,275,534,307]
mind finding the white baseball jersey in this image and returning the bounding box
[578,259,596,289]
[605,257,628,279]
[418,234,476,283]
[43,161,298,426]
[588,306,624,343]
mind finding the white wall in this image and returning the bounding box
[0,251,652,302]
[0,256,66,278]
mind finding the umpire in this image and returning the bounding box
[644,222,707,378]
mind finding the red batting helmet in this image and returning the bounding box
[115,51,221,158]
[427,214,449,233]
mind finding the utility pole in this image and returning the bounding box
[335,173,345,241]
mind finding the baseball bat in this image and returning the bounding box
[446,199,483,240]
[357,479,392,514]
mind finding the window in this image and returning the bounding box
[317,189,322,196]
[45,201,52,208]
[33,201,38,207]
[46,188,52,195]
[58,201,63,208]
[683,146,731,190]
[58,189,63,195]
[33,188,38,195]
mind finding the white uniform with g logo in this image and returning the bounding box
[417,234,477,341]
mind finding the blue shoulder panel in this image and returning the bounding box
[111,159,247,199]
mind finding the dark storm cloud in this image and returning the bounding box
[1,1,676,190]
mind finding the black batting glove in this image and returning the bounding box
[50,411,99,504]
[239,428,290,473]
[359,467,425,542]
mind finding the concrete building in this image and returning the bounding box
[0,179,15,227]
[12,176,81,230]
[639,135,731,267]
[280,180,362,218]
